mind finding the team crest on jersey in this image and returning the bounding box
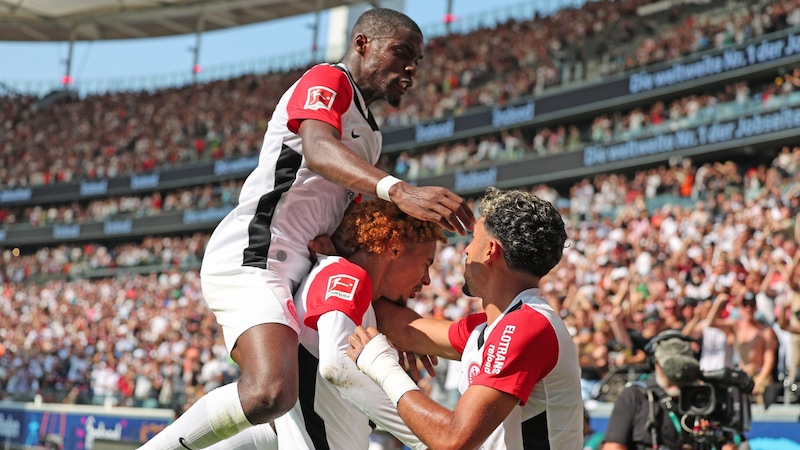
[326,275,359,301]
[467,362,481,384]
[305,86,337,111]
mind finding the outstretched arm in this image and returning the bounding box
[374,298,461,360]
[298,119,474,235]
[706,294,734,332]
[348,326,517,450]
[777,303,800,333]
[316,311,426,449]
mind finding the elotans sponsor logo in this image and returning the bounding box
[305,86,337,111]
[484,325,516,375]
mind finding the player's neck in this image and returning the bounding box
[480,275,537,325]
[348,251,385,300]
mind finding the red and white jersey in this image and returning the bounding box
[275,256,425,450]
[448,289,583,450]
[201,63,381,285]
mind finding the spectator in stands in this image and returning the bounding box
[682,295,736,372]
[708,293,779,399]
[3,148,800,415]
[7,1,800,411]
[140,8,473,450]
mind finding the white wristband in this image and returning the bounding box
[356,333,420,405]
[375,176,402,202]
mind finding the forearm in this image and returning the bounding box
[609,320,633,349]
[374,299,460,360]
[682,316,702,338]
[352,328,515,450]
[299,119,394,197]
[304,136,389,195]
[395,391,480,450]
[317,313,426,449]
[757,354,776,385]
[778,305,800,333]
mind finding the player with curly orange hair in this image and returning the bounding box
[265,198,444,449]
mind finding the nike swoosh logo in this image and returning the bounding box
[179,437,193,449]
[351,129,361,139]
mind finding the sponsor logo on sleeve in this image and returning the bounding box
[326,275,359,301]
[305,86,337,111]
[483,325,516,375]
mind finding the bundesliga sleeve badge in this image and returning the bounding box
[305,86,337,111]
[326,275,359,301]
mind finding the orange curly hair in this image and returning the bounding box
[342,199,446,254]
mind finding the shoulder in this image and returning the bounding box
[298,64,354,95]
[615,381,653,406]
[315,256,365,277]
[504,303,560,342]
[309,257,370,297]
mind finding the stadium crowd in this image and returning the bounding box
[2,0,800,424]
[4,69,800,231]
[2,151,799,414]
[2,0,798,188]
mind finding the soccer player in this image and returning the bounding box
[273,198,444,449]
[346,187,583,449]
[139,8,473,450]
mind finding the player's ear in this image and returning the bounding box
[487,239,503,263]
[353,33,369,55]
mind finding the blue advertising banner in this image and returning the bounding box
[0,403,173,449]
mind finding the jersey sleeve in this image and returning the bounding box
[470,307,558,405]
[286,64,353,135]
[303,260,373,330]
[448,313,487,355]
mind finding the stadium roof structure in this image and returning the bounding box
[0,0,367,42]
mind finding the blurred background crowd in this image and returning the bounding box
[1,0,800,419]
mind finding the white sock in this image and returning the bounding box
[138,382,251,449]
[204,423,278,450]
[250,423,279,450]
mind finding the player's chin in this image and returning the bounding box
[387,296,407,305]
[385,94,402,108]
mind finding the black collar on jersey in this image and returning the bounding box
[477,300,524,349]
[331,64,380,132]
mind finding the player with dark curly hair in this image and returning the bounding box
[346,187,583,450]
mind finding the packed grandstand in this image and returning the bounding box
[1,0,799,444]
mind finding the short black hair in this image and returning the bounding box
[351,8,422,40]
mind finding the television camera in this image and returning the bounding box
[643,330,754,449]
[678,367,753,449]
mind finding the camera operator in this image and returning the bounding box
[601,330,748,450]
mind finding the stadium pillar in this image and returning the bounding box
[311,0,324,58]
[446,0,453,35]
[192,15,206,84]
[63,28,76,90]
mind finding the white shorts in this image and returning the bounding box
[201,267,300,354]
